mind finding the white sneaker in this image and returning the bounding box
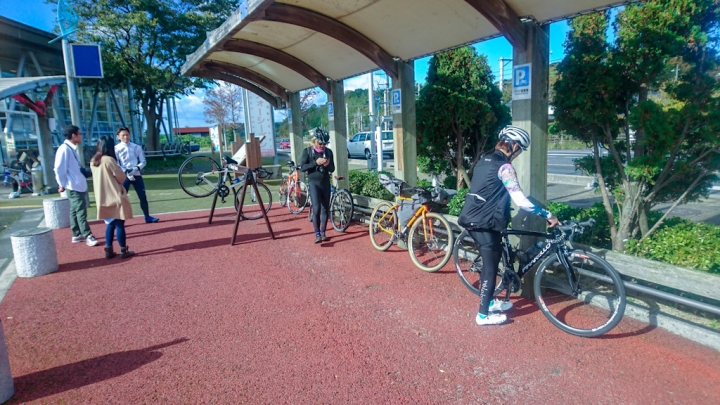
[86,235,99,247]
[475,313,507,326]
[71,235,85,243]
[489,300,513,312]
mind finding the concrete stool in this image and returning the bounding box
[43,197,70,229]
[0,322,13,403]
[10,228,58,278]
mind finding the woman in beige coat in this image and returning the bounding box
[90,135,134,259]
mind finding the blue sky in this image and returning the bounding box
[2,0,575,127]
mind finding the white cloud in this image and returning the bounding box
[344,74,370,91]
[176,90,210,128]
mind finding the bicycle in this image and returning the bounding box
[177,155,273,220]
[369,174,454,272]
[305,175,355,232]
[277,160,309,214]
[2,166,33,197]
[453,218,626,337]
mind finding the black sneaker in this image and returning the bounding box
[315,235,321,244]
[320,233,328,242]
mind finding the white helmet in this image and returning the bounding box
[499,125,530,150]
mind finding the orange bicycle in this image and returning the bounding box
[278,160,309,214]
[369,174,454,272]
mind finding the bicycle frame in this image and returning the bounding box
[497,228,579,297]
[376,202,432,241]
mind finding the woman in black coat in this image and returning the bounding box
[300,128,335,244]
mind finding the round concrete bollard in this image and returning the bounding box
[43,197,70,229]
[0,322,13,403]
[10,228,59,278]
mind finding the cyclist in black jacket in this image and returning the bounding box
[300,128,335,244]
[458,125,559,326]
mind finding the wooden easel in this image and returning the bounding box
[230,168,275,245]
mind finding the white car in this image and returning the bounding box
[347,131,394,159]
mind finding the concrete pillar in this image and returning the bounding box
[288,92,304,166]
[510,22,550,297]
[391,60,417,186]
[327,81,349,189]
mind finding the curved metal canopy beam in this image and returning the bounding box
[221,40,330,93]
[202,61,288,102]
[464,0,526,51]
[257,3,398,80]
[193,70,282,108]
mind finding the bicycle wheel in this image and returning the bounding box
[287,180,309,214]
[407,212,454,272]
[453,230,505,297]
[278,176,289,207]
[234,182,272,220]
[534,250,626,337]
[330,189,354,232]
[369,201,396,251]
[178,156,220,198]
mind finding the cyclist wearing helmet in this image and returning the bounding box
[300,128,335,243]
[458,125,559,326]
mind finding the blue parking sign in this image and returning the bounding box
[512,63,532,100]
[391,89,401,114]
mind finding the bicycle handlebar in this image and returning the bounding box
[555,218,596,241]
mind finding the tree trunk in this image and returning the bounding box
[593,139,619,248]
[638,202,650,237]
[455,128,465,190]
[142,91,160,151]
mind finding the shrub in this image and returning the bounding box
[447,188,468,216]
[626,222,720,273]
[443,175,457,190]
[144,155,188,172]
[348,170,395,201]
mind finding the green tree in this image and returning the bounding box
[53,0,239,151]
[553,1,720,251]
[417,47,510,189]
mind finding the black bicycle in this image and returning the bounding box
[453,219,626,337]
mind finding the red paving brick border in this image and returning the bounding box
[1,208,719,403]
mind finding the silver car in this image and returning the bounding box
[347,131,394,159]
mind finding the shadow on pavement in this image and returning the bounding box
[11,338,189,403]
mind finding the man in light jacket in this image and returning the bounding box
[54,125,98,246]
[114,127,159,223]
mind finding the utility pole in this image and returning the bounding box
[61,38,83,165]
[500,57,504,91]
[368,72,377,170]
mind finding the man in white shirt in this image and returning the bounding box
[114,127,159,223]
[53,125,98,246]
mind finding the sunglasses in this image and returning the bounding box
[317,143,326,146]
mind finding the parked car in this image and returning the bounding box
[279,138,290,149]
[347,131,393,159]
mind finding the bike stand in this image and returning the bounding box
[230,169,275,245]
[207,187,221,224]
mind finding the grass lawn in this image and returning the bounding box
[0,173,283,224]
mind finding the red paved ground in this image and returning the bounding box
[1,207,719,404]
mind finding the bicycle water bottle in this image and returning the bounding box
[232,177,241,185]
[3,169,9,187]
[519,241,545,267]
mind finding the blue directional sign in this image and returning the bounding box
[512,63,531,100]
[71,44,104,78]
[391,89,401,114]
[328,102,334,121]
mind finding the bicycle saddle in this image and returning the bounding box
[224,156,239,165]
[334,175,344,180]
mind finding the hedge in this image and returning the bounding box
[348,169,720,273]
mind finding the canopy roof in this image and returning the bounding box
[0,76,65,101]
[182,0,624,101]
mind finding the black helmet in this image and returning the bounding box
[313,128,330,144]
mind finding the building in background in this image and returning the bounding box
[0,16,137,166]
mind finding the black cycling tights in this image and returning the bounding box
[309,180,331,234]
[468,229,502,316]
